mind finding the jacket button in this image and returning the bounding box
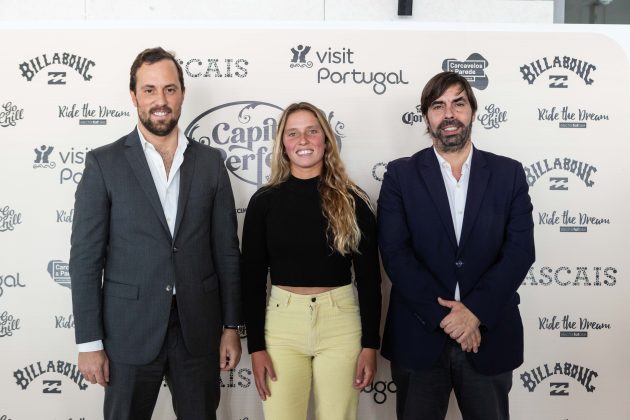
[455,260,464,268]
[165,285,173,292]
[173,247,179,253]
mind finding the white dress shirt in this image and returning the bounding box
[433,145,473,301]
[78,127,188,352]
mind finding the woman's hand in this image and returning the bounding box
[251,350,277,400]
[353,348,377,390]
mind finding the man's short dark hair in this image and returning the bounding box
[420,71,477,116]
[129,47,185,92]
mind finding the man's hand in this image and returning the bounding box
[78,350,109,386]
[251,350,276,401]
[354,348,377,390]
[438,297,481,350]
[219,329,242,371]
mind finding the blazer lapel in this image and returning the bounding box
[173,140,195,240]
[124,130,172,240]
[459,147,489,250]
[417,149,458,249]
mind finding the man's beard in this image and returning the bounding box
[139,106,179,137]
[429,118,472,153]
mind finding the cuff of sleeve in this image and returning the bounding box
[78,340,104,352]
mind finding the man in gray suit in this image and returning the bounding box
[70,47,242,420]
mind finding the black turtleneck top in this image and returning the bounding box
[241,175,382,353]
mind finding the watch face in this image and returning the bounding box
[237,325,247,339]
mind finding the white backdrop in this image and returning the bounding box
[0,23,628,420]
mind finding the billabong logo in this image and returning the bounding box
[47,260,70,289]
[18,53,96,82]
[19,52,95,83]
[524,158,597,188]
[0,102,25,127]
[0,206,22,232]
[549,75,568,88]
[549,177,568,191]
[520,362,597,393]
[42,379,62,394]
[177,58,248,78]
[14,360,88,391]
[538,209,610,233]
[520,56,596,86]
[48,71,66,85]
[477,104,507,130]
[522,266,617,287]
[402,105,422,126]
[549,382,569,396]
[538,314,611,337]
[442,53,489,90]
[185,101,344,188]
[289,45,313,68]
[0,311,21,337]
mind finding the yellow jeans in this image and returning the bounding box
[263,284,362,420]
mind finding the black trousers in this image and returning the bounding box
[104,298,220,420]
[391,339,512,420]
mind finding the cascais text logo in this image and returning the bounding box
[177,57,248,78]
[19,52,95,84]
[289,44,408,95]
[48,260,70,289]
[0,102,25,128]
[522,265,617,287]
[520,55,596,86]
[442,53,489,90]
[185,101,345,188]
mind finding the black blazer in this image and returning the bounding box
[377,146,535,375]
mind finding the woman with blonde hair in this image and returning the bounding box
[241,102,382,420]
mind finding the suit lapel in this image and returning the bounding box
[124,129,172,240]
[417,149,458,249]
[173,141,195,240]
[459,147,489,250]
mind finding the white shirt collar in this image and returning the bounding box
[433,143,473,173]
[137,126,189,154]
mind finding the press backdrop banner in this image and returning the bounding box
[0,23,628,420]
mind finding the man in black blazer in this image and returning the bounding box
[378,72,535,420]
[70,47,242,420]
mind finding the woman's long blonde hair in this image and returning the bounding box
[268,102,372,255]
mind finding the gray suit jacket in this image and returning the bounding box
[70,128,241,365]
